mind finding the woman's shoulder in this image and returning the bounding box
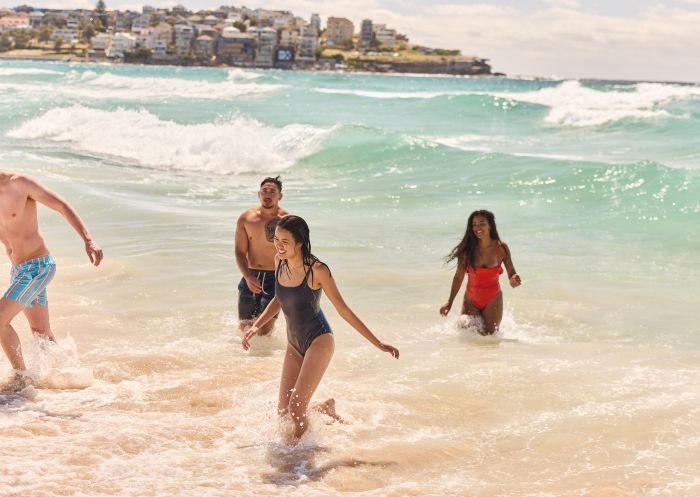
[497,241,512,257]
[311,259,331,274]
[308,259,332,281]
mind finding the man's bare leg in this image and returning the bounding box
[239,317,276,336]
[0,297,28,371]
[23,303,56,342]
[257,317,277,336]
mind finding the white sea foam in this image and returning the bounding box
[0,71,282,101]
[315,88,466,99]
[496,80,700,126]
[429,134,495,153]
[26,334,94,389]
[318,80,700,126]
[7,105,331,173]
[83,72,282,99]
[0,68,62,76]
[428,134,591,161]
[226,68,262,80]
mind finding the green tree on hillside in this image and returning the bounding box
[82,23,95,42]
[38,25,53,43]
[95,0,108,29]
[11,29,32,49]
[0,35,13,52]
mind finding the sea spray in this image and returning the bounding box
[26,334,94,389]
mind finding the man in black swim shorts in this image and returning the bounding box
[234,176,288,335]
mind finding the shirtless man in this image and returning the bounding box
[0,171,102,383]
[235,176,288,335]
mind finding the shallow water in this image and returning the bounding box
[1,60,699,496]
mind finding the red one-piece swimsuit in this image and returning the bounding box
[466,264,503,310]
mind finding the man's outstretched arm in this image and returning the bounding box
[19,175,103,266]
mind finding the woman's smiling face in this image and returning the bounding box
[274,226,300,260]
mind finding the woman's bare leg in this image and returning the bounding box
[481,292,503,336]
[288,333,334,440]
[313,398,344,423]
[460,296,481,317]
[278,344,303,416]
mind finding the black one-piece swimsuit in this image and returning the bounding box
[275,262,332,356]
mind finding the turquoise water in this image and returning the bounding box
[2,60,698,346]
[1,60,699,496]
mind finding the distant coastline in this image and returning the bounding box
[0,48,498,77]
[0,6,498,77]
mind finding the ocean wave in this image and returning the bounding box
[427,134,589,161]
[317,80,700,127]
[496,80,700,126]
[428,134,495,153]
[0,67,62,76]
[226,68,262,80]
[315,88,469,99]
[83,72,282,99]
[7,105,330,174]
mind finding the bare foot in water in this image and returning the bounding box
[1,372,34,394]
[314,398,345,424]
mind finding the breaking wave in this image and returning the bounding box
[317,80,700,126]
[314,88,467,99]
[496,80,700,126]
[8,105,331,174]
[0,67,62,76]
[82,72,282,99]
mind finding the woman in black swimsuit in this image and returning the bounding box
[242,215,399,441]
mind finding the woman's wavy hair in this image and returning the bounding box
[445,210,500,268]
[276,215,324,281]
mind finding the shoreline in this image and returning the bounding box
[4,53,699,85]
[0,49,499,78]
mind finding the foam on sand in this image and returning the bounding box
[8,105,332,174]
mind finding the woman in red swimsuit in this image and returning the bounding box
[440,210,521,335]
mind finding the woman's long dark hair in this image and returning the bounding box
[446,210,501,268]
[277,215,324,281]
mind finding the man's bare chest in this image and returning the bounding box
[246,217,280,244]
[0,193,32,231]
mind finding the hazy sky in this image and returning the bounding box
[3,0,699,82]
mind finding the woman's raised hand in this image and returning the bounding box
[378,342,400,359]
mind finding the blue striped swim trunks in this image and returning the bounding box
[3,255,56,308]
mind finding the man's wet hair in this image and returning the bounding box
[260,176,282,192]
